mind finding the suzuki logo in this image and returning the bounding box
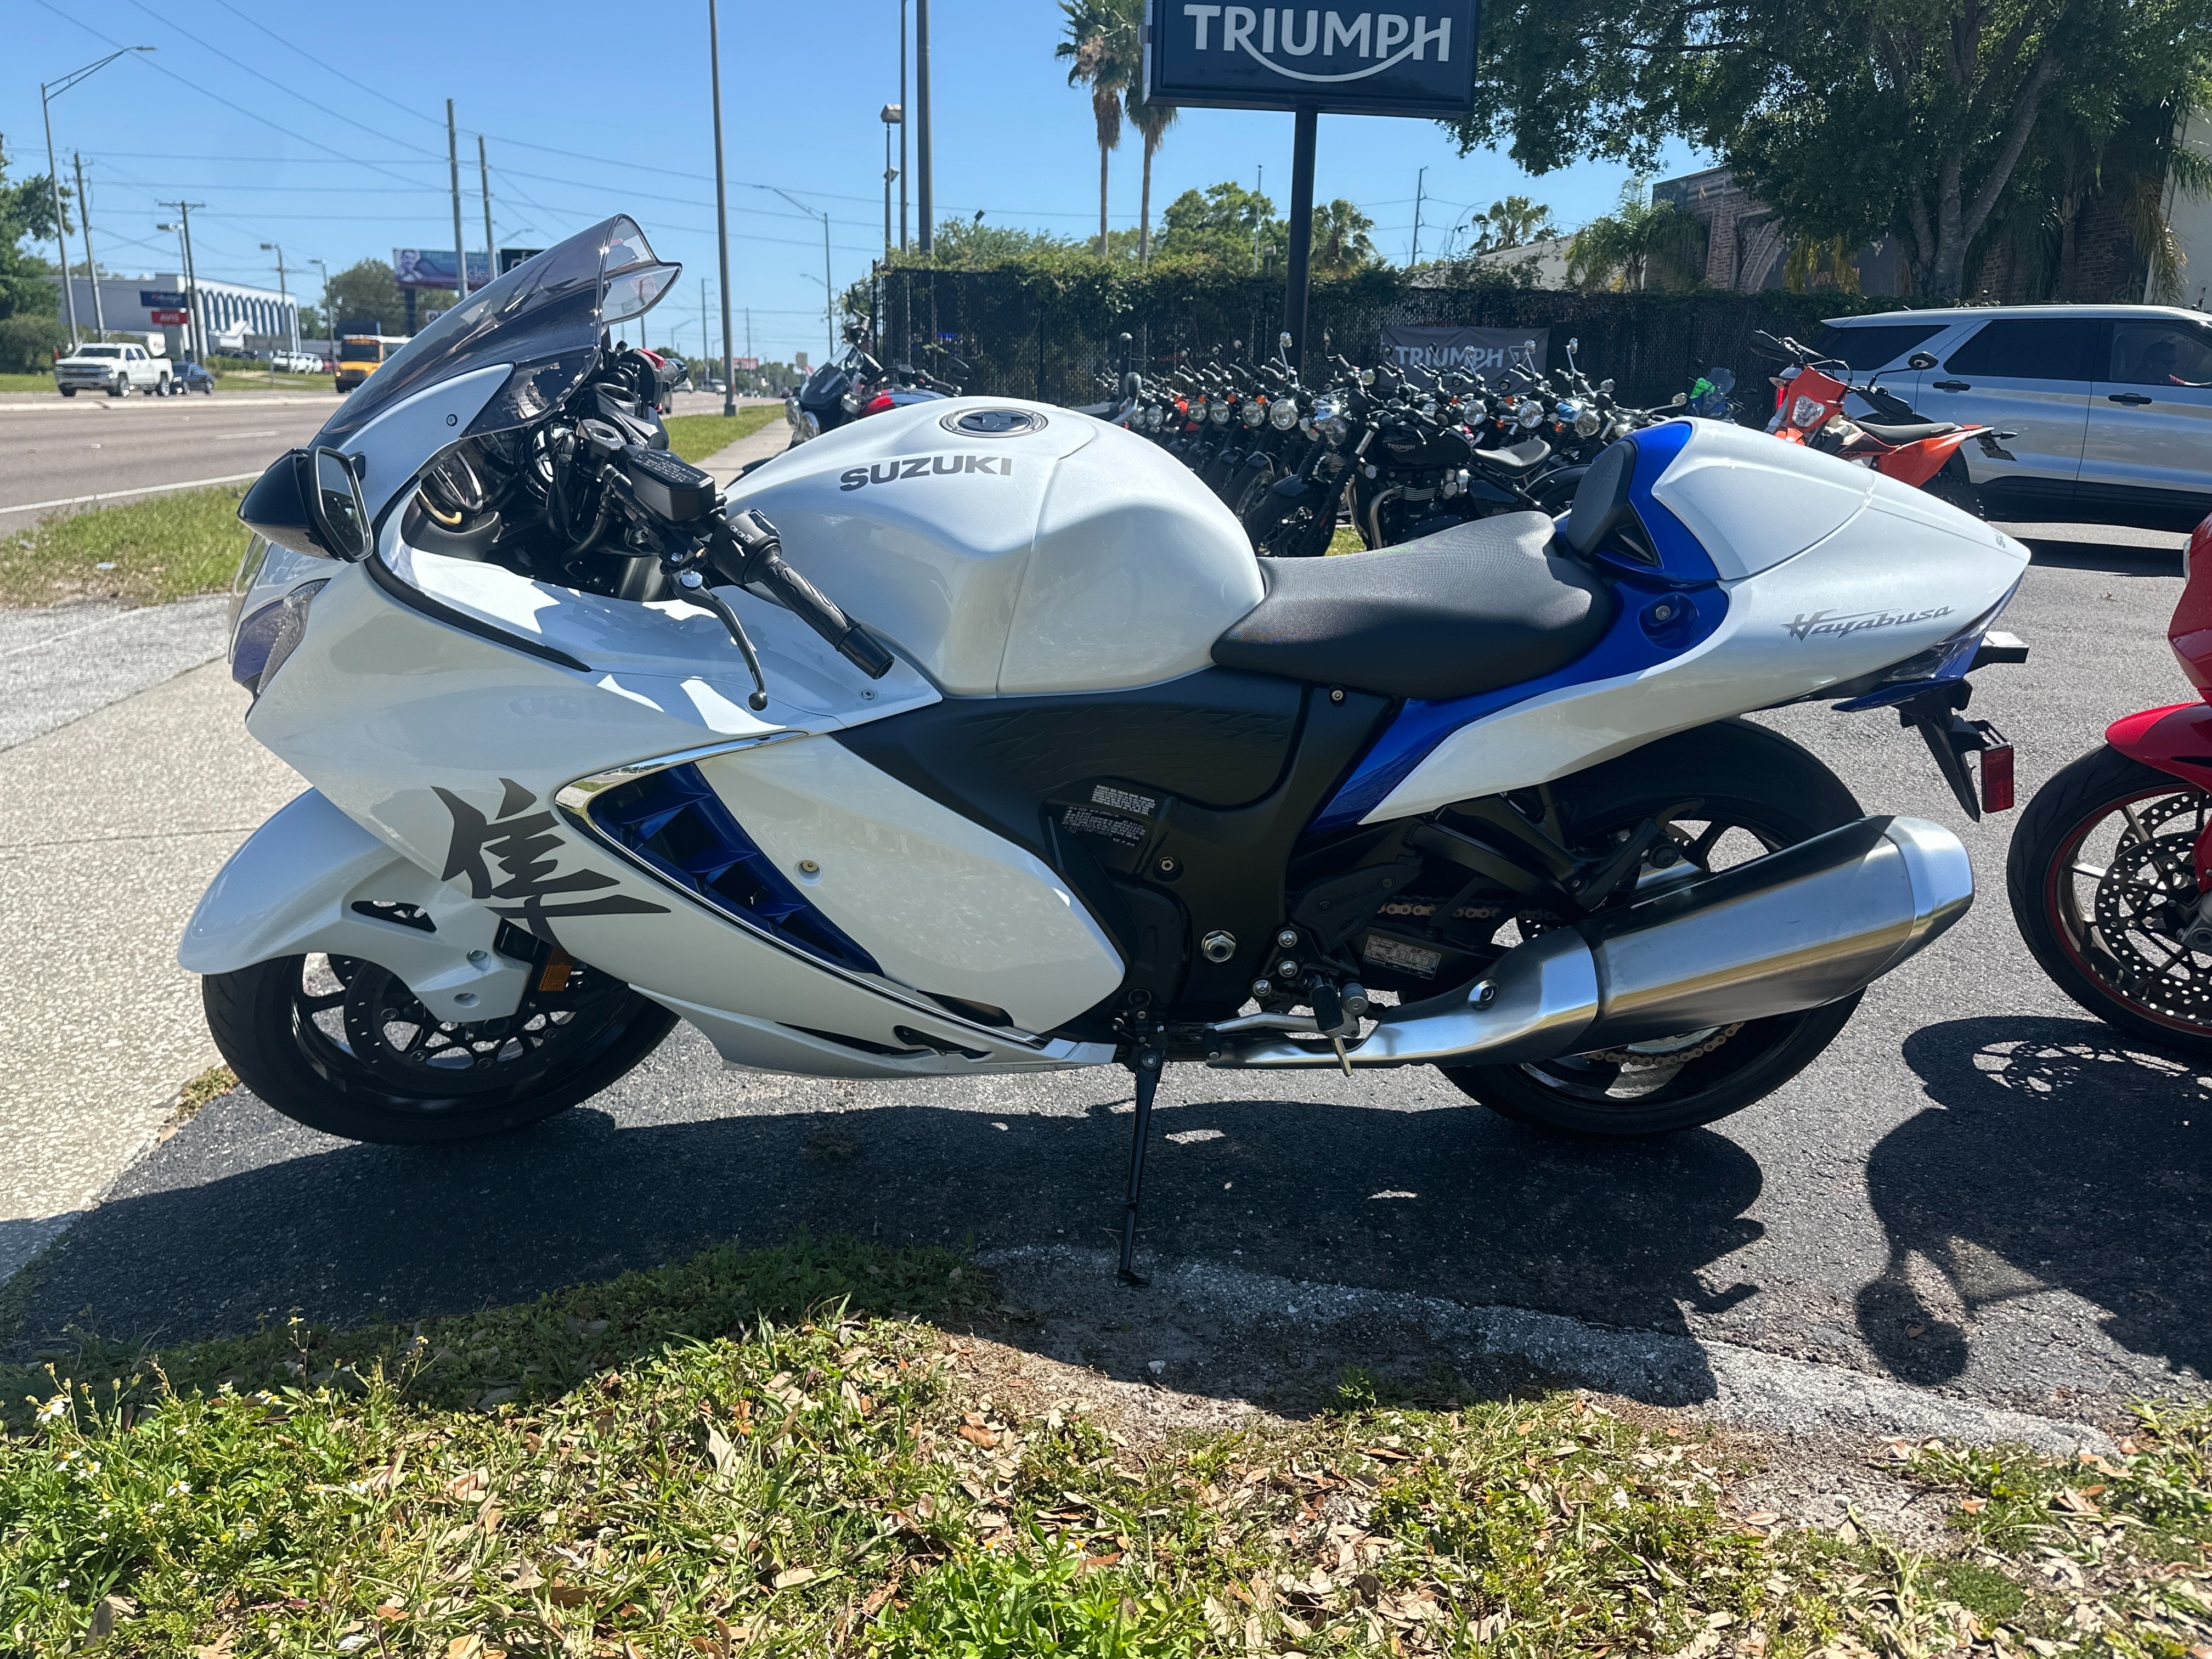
[1178,7,1453,82]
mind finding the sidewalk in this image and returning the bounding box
[698,415,797,487]
[0,605,301,1282]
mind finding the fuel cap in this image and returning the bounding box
[942,408,1046,438]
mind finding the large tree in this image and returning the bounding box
[1447,0,2212,299]
[1058,0,1141,258]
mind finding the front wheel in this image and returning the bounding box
[58,386,76,397]
[1441,720,1866,1136]
[202,950,677,1143]
[2007,743,2212,1055]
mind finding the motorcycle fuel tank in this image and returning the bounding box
[726,397,1265,696]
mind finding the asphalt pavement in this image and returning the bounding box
[5,517,2204,1434]
[0,392,340,527]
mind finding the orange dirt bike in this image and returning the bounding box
[1753,330,2015,516]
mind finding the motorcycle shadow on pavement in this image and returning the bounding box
[13,1063,1768,1412]
[1860,1015,2211,1388]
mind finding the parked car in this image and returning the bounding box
[1819,304,2212,529]
[53,341,170,398]
[170,360,216,396]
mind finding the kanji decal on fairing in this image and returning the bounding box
[435,777,668,936]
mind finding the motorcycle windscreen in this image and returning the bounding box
[312,215,680,450]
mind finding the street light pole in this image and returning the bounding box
[157,202,206,363]
[771,188,834,361]
[881,105,901,259]
[446,99,468,306]
[478,134,496,292]
[41,47,153,349]
[72,152,106,337]
[261,242,294,354]
[309,257,329,352]
[709,0,737,417]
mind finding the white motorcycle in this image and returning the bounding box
[188,216,2030,1282]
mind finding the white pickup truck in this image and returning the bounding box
[53,341,172,398]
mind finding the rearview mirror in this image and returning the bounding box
[309,448,372,561]
[1906,351,1938,370]
[1671,392,1689,406]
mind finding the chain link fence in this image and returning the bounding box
[876,267,1904,413]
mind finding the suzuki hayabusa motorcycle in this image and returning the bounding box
[2008,510,2212,1054]
[192,215,2032,1283]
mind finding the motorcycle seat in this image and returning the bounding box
[1474,437,1553,472]
[1850,419,1960,442]
[1211,511,1615,702]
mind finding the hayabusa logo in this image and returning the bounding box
[838,454,1015,492]
[436,777,667,939]
[1784,605,1954,641]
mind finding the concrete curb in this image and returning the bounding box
[0,595,233,753]
[981,1244,2117,1455]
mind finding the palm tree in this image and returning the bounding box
[1057,0,1139,257]
[1124,81,1179,262]
[1566,179,1706,291]
[1310,199,1378,275]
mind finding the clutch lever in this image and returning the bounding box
[710,508,895,679]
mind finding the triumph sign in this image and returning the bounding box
[1146,2,1480,114]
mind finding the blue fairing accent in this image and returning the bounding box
[586,762,883,974]
[1309,575,1731,835]
[1621,420,1722,585]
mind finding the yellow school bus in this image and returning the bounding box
[335,334,405,392]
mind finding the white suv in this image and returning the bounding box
[53,342,171,398]
[1819,305,2212,529]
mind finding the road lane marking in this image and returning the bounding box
[214,430,281,440]
[0,472,262,516]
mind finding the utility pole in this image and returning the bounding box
[41,49,152,348]
[260,241,294,353]
[478,134,495,291]
[158,202,205,363]
[1410,166,1426,268]
[1252,164,1263,273]
[898,0,910,249]
[72,153,106,337]
[446,99,467,305]
[916,0,933,254]
[709,0,737,416]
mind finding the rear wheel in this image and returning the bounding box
[202,950,676,1143]
[2006,743,2212,1055]
[1441,721,1865,1136]
[1926,454,1982,517]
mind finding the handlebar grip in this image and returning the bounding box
[716,508,895,680]
[758,550,895,679]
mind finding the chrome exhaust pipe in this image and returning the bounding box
[1214,815,1971,1070]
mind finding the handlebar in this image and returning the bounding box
[714,509,895,679]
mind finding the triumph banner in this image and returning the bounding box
[1146,2,1480,115]
[1380,324,1548,375]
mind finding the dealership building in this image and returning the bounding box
[58,272,301,358]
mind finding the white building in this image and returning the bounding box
[59,272,300,359]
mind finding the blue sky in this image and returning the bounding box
[7,1,1702,365]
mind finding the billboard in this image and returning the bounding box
[139,288,187,308]
[149,309,189,326]
[1144,2,1480,115]
[498,246,546,274]
[393,249,491,291]
[1379,324,1548,375]
[735,356,760,370]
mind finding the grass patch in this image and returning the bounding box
[662,405,781,465]
[7,1234,2208,1658]
[0,484,251,608]
[0,373,59,393]
[214,371,331,393]
[1327,524,1365,556]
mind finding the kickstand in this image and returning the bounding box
[1115,1037,1165,1286]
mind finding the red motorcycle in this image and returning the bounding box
[1753,331,2011,515]
[2009,512,2212,1053]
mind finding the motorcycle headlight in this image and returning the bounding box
[1419,398,1438,422]
[1575,409,1601,438]
[1311,394,1340,423]
[1243,401,1266,428]
[1319,416,1350,444]
[1211,404,1232,425]
[840,390,862,415]
[1191,398,1207,419]
[1791,393,1824,428]
[1270,398,1299,430]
